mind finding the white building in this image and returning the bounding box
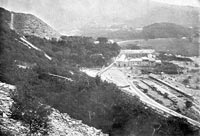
[115,49,161,67]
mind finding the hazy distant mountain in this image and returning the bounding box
[127,4,199,28]
[9,9,61,39]
[80,2,199,38]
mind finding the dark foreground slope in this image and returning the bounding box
[0,7,199,136]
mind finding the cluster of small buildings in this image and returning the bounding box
[115,49,161,67]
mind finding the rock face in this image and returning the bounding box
[0,83,29,136]
[0,82,107,136]
[12,12,61,39]
[48,109,107,136]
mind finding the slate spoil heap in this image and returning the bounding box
[0,83,29,135]
[0,82,107,136]
[48,109,107,136]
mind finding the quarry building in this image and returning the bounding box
[115,49,161,67]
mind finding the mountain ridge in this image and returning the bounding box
[1,7,61,39]
[79,1,199,37]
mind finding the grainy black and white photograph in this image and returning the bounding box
[0,0,200,136]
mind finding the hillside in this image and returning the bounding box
[0,7,61,39]
[140,38,199,56]
[142,22,193,39]
[0,7,199,136]
[114,22,199,57]
[119,38,199,57]
[0,82,106,136]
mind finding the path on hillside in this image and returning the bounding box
[48,73,73,82]
[97,54,121,76]
[97,62,115,76]
[10,12,14,30]
[16,36,52,60]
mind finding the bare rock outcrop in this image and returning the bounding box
[0,82,107,136]
[48,109,107,136]
[0,83,29,136]
[12,12,61,39]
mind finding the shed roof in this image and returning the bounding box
[120,49,155,54]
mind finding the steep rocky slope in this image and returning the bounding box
[0,82,106,136]
[0,83,29,135]
[9,10,60,39]
[48,109,106,136]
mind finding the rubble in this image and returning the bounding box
[0,82,29,135]
[48,109,107,136]
[0,82,107,136]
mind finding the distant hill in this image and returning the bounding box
[117,22,199,56]
[140,38,199,56]
[142,22,193,39]
[81,22,194,40]
[0,7,61,39]
[118,38,199,57]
